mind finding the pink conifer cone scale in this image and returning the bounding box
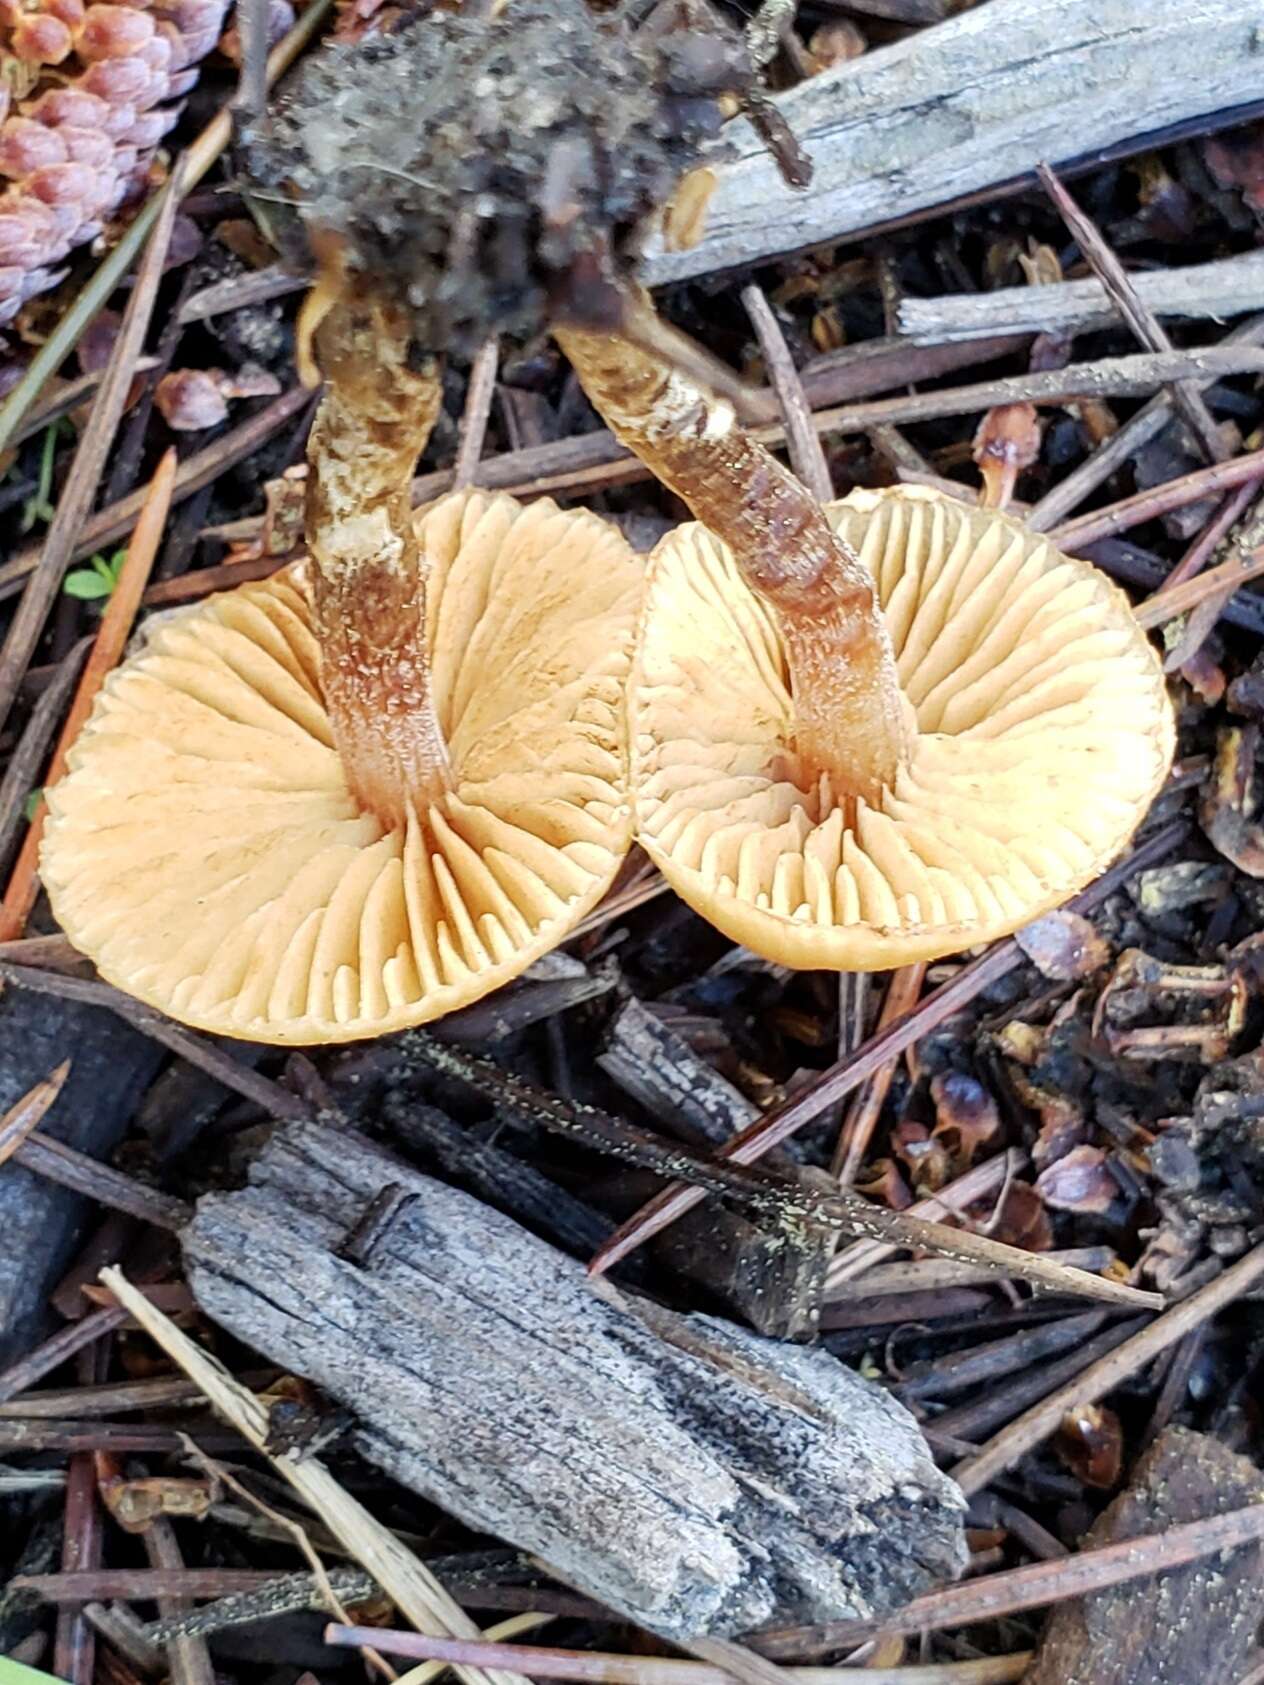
[0,0,231,326]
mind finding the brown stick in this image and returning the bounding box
[0,1368,275,1419]
[556,303,907,803]
[0,388,312,596]
[1035,162,1227,463]
[831,963,925,1184]
[1133,543,1264,630]
[10,1132,192,1230]
[53,1440,101,1685]
[1162,479,1258,593]
[0,173,182,747]
[0,449,178,942]
[453,336,500,491]
[1053,445,1264,552]
[11,360,161,451]
[15,1572,292,1603]
[144,1517,216,1685]
[0,1305,126,1407]
[741,286,832,503]
[0,934,83,972]
[1162,489,1264,670]
[947,1242,1264,1496]
[825,1153,1019,1290]
[325,1628,1030,1685]
[0,642,89,880]
[417,1043,1159,1310]
[752,1494,1264,1656]
[0,964,306,1121]
[0,1062,67,1167]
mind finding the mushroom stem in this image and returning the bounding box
[305,297,450,825]
[555,306,908,805]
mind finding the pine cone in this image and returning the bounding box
[0,0,232,326]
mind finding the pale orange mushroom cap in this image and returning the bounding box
[630,486,1175,970]
[41,490,642,1042]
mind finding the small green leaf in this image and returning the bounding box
[64,548,127,602]
[0,1657,68,1685]
[24,787,42,822]
[63,567,114,600]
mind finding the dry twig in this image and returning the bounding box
[0,449,178,940]
[1036,162,1227,463]
[949,1241,1264,1496]
[0,967,306,1121]
[453,338,501,490]
[326,1628,1029,1685]
[754,1491,1264,1655]
[741,286,832,502]
[0,183,183,744]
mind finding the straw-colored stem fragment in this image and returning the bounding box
[306,296,449,824]
[556,307,907,805]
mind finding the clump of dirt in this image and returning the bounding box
[245,0,736,354]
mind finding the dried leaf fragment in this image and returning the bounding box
[1035,1144,1117,1214]
[1016,909,1110,982]
[1056,1402,1123,1489]
[1094,947,1249,1065]
[155,364,282,430]
[855,1157,913,1211]
[661,165,715,252]
[1200,724,1264,876]
[806,19,864,70]
[929,1070,1000,1168]
[892,1119,950,1194]
[974,1179,1052,1253]
[1205,131,1264,214]
[97,1469,215,1531]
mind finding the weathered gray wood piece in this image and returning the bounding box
[640,0,1264,286]
[899,251,1264,346]
[1023,1427,1264,1685]
[597,1000,760,1149]
[597,999,834,1339]
[381,1096,626,1265]
[0,990,162,1366]
[184,1122,966,1641]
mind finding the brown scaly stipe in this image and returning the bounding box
[556,303,910,808]
[305,293,449,824]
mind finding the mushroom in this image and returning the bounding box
[40,294,643,1042]
[106,0,1170,998]
[554,323,1175,969]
